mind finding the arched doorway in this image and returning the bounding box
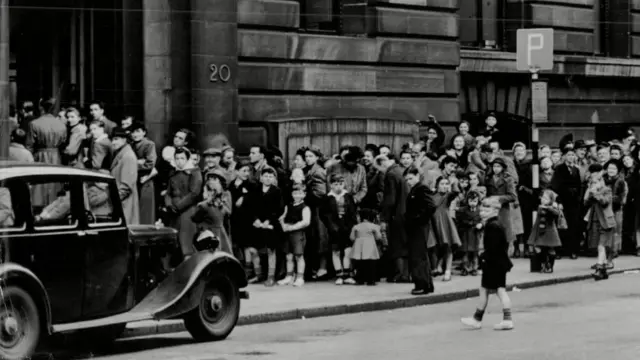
[462,111,532,150]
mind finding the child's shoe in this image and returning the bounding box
[493,320,514,331]
[293,277,305,287]
[460,317,482,329]
[343,277,356,285]
[264,277,275,287]
[278,275,294,286]
[335,277,344,285]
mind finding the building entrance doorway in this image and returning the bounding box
[9,0,141,119]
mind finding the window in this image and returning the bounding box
[0,187,16,229]
[30,180,77,229]
[82,180,121,226]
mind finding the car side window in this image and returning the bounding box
[30,180,78,228]
[0,186,16,229]
[82,180,121,226]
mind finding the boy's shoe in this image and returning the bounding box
[343,277,356,285]
[493,320,514,331]
[335,278,344,285]
[264,277,275,287]
[293,277,305,287]
[278,276,294,286]
[460,317,482,329]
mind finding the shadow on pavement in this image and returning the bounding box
[33,336,194,360]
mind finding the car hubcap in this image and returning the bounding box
[209,295,223,312]
[0,312,23,347]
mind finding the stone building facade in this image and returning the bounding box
[2,0,640,158]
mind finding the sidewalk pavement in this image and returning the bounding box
[122,256,640,338]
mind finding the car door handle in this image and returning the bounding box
[77,230,99,237]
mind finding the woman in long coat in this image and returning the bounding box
[485,158,518,245]
[513,142,534,257]
[165,149,203,259]
[130,123,157,224]
[110,130,140,225]
[404,167,436,295]
[303,147,330,279]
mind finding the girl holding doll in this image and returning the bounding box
[192,169,233,254]
[527,189,562,273]
[584,163,616,280]
[429,176,462,281]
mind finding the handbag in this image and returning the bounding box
[557,210,568,230]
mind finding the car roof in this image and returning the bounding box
[0,161,114,181]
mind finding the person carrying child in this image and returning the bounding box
[527,189,563,273]
[455,190,483,276]
[278,184,311,287]
[461,196,514,331]
[350,208,386,286]
[322,173,358,285]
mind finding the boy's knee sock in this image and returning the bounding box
[503,308,512,321]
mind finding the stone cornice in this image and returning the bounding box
[460,49,640,78]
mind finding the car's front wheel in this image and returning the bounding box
[0,286,41,360]
[184,274,240,341]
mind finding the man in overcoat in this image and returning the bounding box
[130,122,157,224]
[379,153,410,282]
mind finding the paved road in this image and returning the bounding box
[41,273,640,360]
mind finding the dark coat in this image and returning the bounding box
[360,165,384,211]
[481,217,513,289]
[165,167,203,256]
[321,192,358,234]
[485,172,517,242]
[382,164,409,258]
[132,138,157,224]
[405,183,436,251]
[305,163,330,254]
[228,178,256,248]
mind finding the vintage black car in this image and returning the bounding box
[0,162,248,359]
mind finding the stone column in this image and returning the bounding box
[143,0,191,147]
[190,0,238,148]
[0,0,9,160]
[143,0,172,147]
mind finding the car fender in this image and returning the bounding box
[133,251,247,321]
[0,263,53,334]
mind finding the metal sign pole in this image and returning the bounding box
[530,70,540,225]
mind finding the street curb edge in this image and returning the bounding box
[121,267,640,339]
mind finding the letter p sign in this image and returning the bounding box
[527,34,543,67]
[516,28,554,71]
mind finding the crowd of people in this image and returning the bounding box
[7,98,640,295]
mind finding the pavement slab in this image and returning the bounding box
[122,256,640,338]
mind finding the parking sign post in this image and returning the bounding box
[517,28,554,241]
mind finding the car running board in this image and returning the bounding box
[52,311,152,333]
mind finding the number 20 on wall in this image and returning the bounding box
[209,64,231,83]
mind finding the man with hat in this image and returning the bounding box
[202,147,222,175]
[551,138,582,259]
[111,127,140,225]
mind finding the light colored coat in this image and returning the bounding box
[9,143,34,162]
[111,144,140,225]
